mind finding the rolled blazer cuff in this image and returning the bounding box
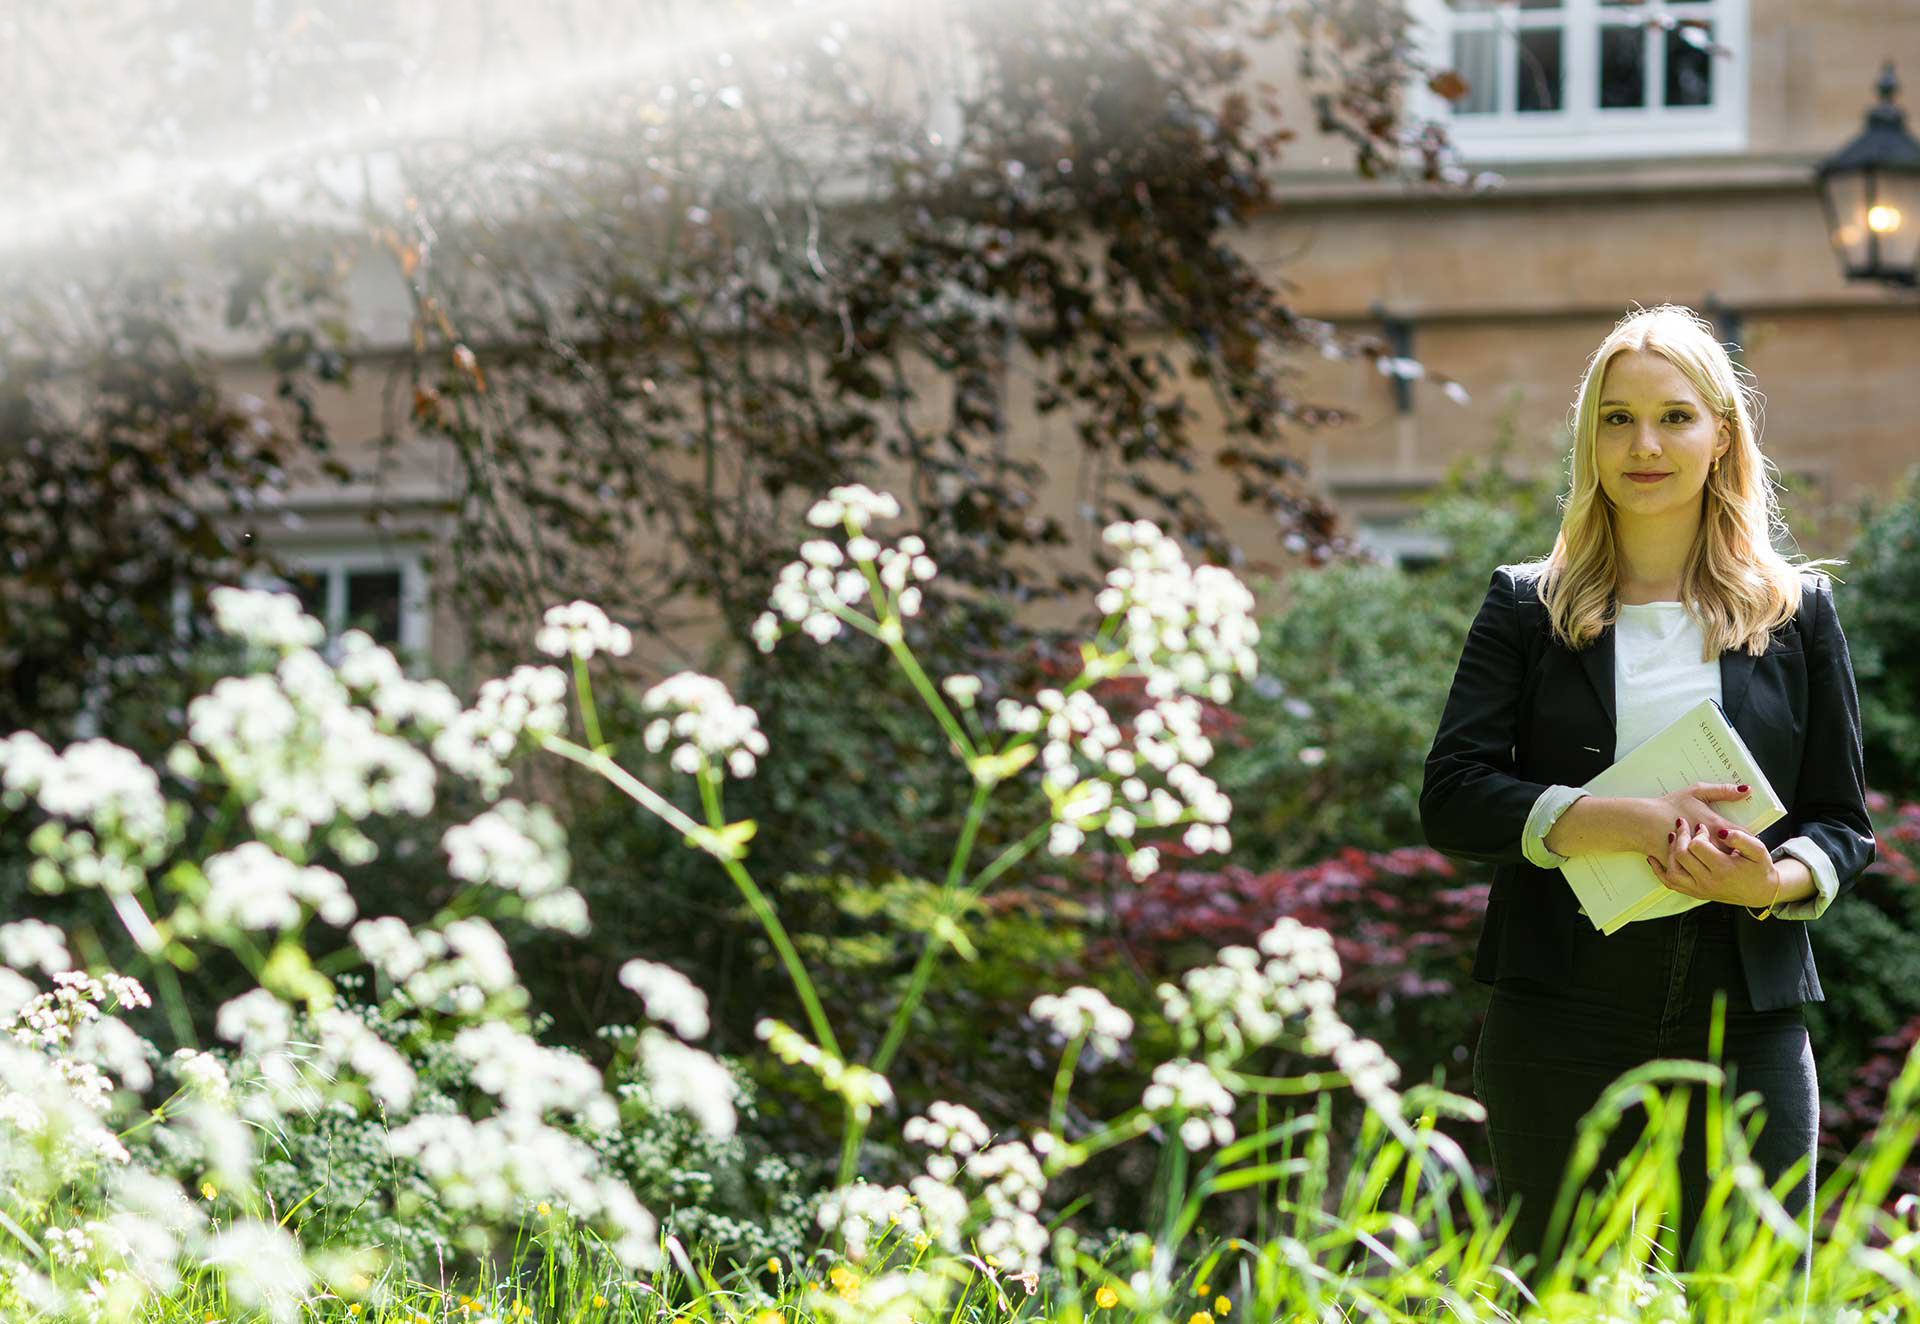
[1523,784,1591,870]
[1765,836,1840,922]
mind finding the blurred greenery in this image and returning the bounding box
[1211,433,1564,868]
[1835,465,1920,802]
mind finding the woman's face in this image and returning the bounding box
[1592,348,1730,519]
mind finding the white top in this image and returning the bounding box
[1519,600,1839,920]
[1613,602,1723,760]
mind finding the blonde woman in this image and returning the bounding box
[1420,305,1875,1275]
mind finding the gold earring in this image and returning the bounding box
[1712,456,1720,473]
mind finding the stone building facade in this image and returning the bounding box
[36,2,1913,671]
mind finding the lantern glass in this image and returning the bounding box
[1867,170,1920,281]
[1823,169,1874,276]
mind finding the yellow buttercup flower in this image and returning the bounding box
[537,1201,552,1216]
[347,1307,362,1318]
[755,1311,784,1324]
[1194,1281,1209,1296]
[911,1231,930,1252]
[594,1296,608,1309]
[1215,1296,1231,1315]
[767,1256,783,1275]
[200,1182,217,1201]
[829,1265,861,1302]
[1095,1286,1120,1310]
[1189,1312,1215,1324]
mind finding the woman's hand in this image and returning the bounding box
[1650,781,1751,846]
[1646,819,1779,909]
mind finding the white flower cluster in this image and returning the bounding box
[1006,683,1231,872]
[351,915,519,1015]
[0,1037,131,1171]
[184,652,436,848]
[1159,918,1400,1112]
[1142,1059,1237,1151]
[7,971,150,1051]
[333,630,464,731]
[0,974,157,1207]
[430,665,570,801]
[636,1030,738,1139]
[807,483,901,531]
[752,489,937,651]
[203,1219,310,1324]
[756,1018,894,1119]
[967,1139,1050,1271]
[903,1100,992,1178]
[0,732,178,895]
[0,919,71,977]
[894,1101,1048,1272]
[535,600,633,662]
[1029,986,1135,1061]
[640,672,769,779]
[214,989,294,1058]
[1095,520,1260,704]
[454,1023,616,1129]
[384,1112,662,1271]
[309,1006,419,1110]
[816,1181,923,1262]
[442,800,585,934]
[200,842,356,931]
[618,958,710,1039]
[209,586,325,652]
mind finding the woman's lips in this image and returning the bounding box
[1626,472,1670,484]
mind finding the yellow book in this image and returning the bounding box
[1559,697,1788,934]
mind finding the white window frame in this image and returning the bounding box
[1406,0,1749,163]
[245,545,432,662]
[1352,521,1451,569]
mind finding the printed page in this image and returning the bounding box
[1560,698,1786,932]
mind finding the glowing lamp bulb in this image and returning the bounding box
[1867,204,1903,234]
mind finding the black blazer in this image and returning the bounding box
[1419,565,1876,1012]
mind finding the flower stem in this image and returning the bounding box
[544,735,838,1057]
[571,655,603,752]
[1049,1031,1087,1137]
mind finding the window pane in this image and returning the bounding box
[345,570,405,645]
[1445,0,1497,9]
[1450,29,1499,114]
[1665,24,1714,106]
[284,569,330,629]
[1517,0,1562,8]
[1517,28,1563,113]
[1599,25,1645,108]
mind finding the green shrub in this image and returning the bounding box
[1839,466,1920,800]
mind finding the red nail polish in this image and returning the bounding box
[1717,827,1728,839]
[1675,818,1684,830]
[1668,832,1675,843]
[1737,784,1749,793]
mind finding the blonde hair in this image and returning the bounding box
[1520,304,1844,658]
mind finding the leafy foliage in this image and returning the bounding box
[1209,442,1564,867]
[7,0,1466,732]
[1837,467,1920,801]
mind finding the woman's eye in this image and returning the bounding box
[1666,411,1691,423]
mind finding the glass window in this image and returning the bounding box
[345,569,405,645]
[1599,25,1646,108]
[1664,24,1714,107]
[1424,0,1741,160]
[1516,27,1564,113]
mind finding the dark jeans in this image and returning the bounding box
[1472,902,1817,1277]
